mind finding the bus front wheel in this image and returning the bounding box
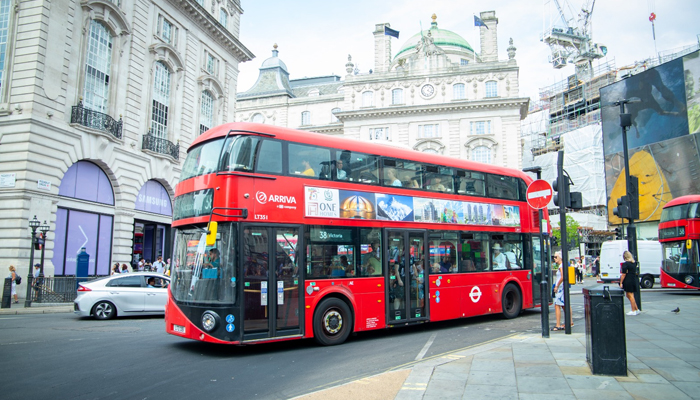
[501,284,522,319]
[313,297,352,346]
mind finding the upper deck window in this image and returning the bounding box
[181,138,224,180]
[456,170,486,196]
[289,143,330,179]
[487,174,520,200]
[660,204,691,223]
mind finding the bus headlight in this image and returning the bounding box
[684,276,694,285]
[202,311,220,332]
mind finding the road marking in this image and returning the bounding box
[527,189,552,199]
[415,332,437,361]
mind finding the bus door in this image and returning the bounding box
[531,235,549,305]
[385,230,428,325]
[241,225,303,342]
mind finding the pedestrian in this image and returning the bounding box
[152,256,165,274]
[552,251,573,331]
[594,256,600,279]
[32,263,42,300]
[111,263,120,275]
[577,259,585,283]
[620,251,640,315]
[137,258,145,271]
[8,265,19,303]
[120,263,129,273]
[164,258,171,276]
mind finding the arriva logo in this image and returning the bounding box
[256,191,297,205]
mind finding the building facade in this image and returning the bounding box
[0,0,252,283]
[236,12,529,170]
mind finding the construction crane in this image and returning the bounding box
[542,0,607,81]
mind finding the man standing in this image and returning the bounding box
[152,256,165,274]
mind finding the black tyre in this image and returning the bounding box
[501,284,522,319]
[93,301,116,320]
[641,275,654,289]
[313,297,352,346]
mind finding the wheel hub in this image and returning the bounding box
[324,310,342,334]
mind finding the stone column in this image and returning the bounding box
[373,23,392,73]
[479,11,499,62]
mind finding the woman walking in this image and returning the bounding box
[620,251,640,315]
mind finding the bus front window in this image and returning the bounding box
[171,223,237,305]
[662,242,697,275]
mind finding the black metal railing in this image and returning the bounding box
[142,131,179,160]
[23,276,107,304]
[71,101,123,139]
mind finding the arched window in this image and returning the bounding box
[252,113,265,123]
[219,8,228,28]
[199,90,214,135]
[472,146,492,164]
[301,111,310,126]
[151,61,171,138]
[423,149,439,154]
[83,20,113,113]
[362,91,374,107]
[331,107,341,123]
[453,83,465,100]
[391,88,403,105]
[485,81,498,98]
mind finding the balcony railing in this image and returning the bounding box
[71,101,123,139]
[142,131,179,160]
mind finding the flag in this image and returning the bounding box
[474,15,488,29]
[384,26,400,39]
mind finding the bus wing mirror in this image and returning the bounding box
[206,221,218,246]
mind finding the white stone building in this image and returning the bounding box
[236,12,528,170]
[0,0,252,284]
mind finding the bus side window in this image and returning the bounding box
[256,139,283,174]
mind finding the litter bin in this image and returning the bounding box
[583,284,627,375]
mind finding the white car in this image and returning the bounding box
[74,272,170,320]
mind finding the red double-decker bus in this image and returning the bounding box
[165,122,549,345]
[659,195,700,289]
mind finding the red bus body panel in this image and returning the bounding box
[167,122,544,344]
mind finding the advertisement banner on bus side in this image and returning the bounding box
[304,186,520,227]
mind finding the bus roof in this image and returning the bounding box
[192,122,533,183]
[664,195,700,208]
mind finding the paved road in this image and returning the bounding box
[1,289,671,399]
[0,306,547,399]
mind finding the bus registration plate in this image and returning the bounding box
[173,324,186,334]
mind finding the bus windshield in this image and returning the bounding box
[660,204,690,223]
[662,242,697,275]
[181,138,224,180]
[171,224,237,304]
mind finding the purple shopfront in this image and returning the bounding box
[53,161,114,276]
[132,180,173,268]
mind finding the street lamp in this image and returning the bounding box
[25,216,41,307]
[37,221,50,303]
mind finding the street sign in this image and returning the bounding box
[526,179,553,209]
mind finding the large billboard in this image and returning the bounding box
[601,50,700,224]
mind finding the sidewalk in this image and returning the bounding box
[0,302,72,315]
[391,291,700,399]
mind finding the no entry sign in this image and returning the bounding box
[526,179,553,209]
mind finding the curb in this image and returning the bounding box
[0,306,73,315]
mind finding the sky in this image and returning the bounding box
[235,0,700,102]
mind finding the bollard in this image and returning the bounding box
[2,278,12,308]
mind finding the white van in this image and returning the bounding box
[599,240,663,289]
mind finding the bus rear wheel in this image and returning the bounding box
[501,284,522,319]
[313,297,352,346]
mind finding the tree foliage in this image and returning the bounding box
[552,215,581,250]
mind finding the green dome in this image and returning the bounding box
[394,24,474,59]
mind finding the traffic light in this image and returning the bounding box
[628,175,639,220]
[552,175,583,210]
[34,233,44,250]
[613,196,630,219]
[613,227,623,239]
[552,177,571,208]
